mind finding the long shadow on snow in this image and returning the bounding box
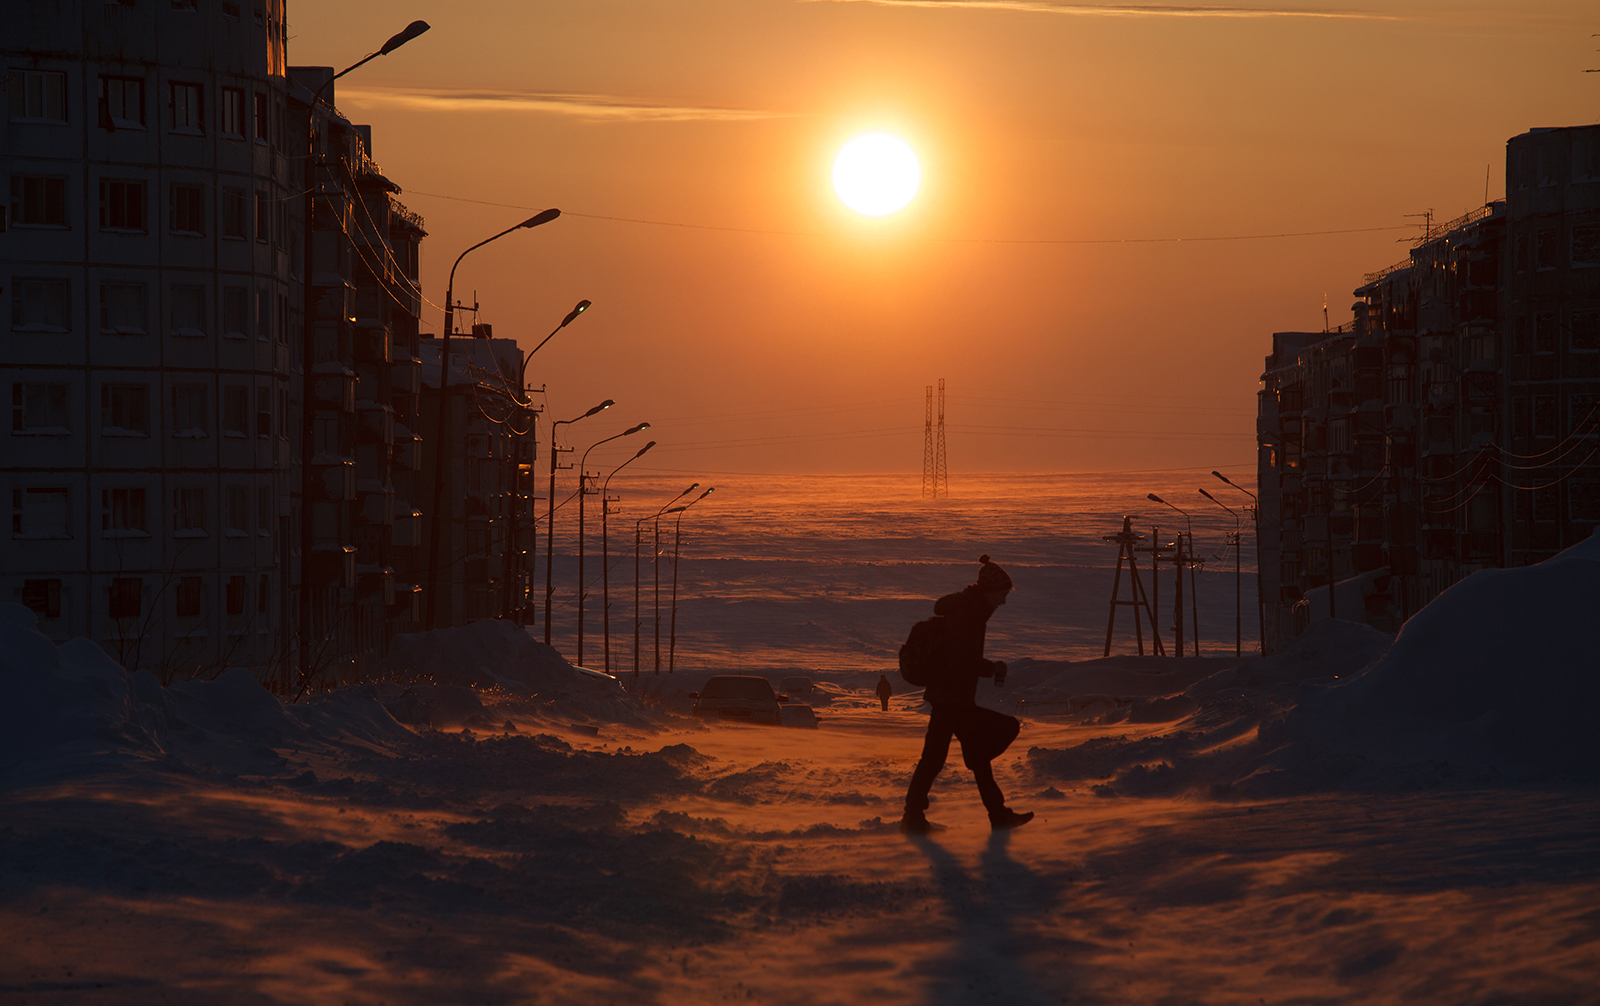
[906,831,1081,1006]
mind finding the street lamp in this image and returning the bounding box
[667,487,715,674]
[575,422,651,665]
[1147,493,1200,656]
[423,208,561,629]
[543,400,614,644]
[1199,488,1242,658]
[636,485,697,677]
[298,21,430,686]
[1213,470,1263,653]
[600,441,656,673]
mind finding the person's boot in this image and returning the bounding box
[989,807,1034,830]
[899,808,938,834]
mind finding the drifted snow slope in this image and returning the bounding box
[1282,528,1600,784]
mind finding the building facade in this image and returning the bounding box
[1257,124,1599,652]
[3,1,428,687]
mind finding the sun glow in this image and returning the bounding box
[832,133,920,216]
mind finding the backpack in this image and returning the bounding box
[898,615,947,687]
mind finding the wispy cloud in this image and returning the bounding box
[336,86,793,123]
[804,0,1402,20]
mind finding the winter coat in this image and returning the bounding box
[923,586,1004,708]
[875,675,893,700]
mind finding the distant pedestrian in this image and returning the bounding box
[876,674,893,711]
[900,555,1032,833]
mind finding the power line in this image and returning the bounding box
[402,189,1410,246]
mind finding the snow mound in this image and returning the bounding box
[1187,618,1392,699]
[0,604,410,787]
[1276,529,1600,786]
[367,619,653,726]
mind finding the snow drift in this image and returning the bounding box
[1028,528,1600,794]
[0,602,411,787]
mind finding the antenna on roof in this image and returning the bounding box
[1322,292,1329,334]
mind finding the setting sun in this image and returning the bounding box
[832,133,920,216]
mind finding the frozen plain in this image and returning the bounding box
[2,472,1598,1005]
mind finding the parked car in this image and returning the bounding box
[780,676,813,700]
[690,675,786,724]
[779,703,818,729]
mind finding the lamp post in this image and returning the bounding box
[1213,470,1263,654]
[667,487,715,674]
[543,400,614,644]
[575,423,649,665]
[423,208,560,629]
[1199,488,1242,658]
[299,21,430,687]
[600,441,655,673]
[1147,493,1199,656]
[636,485,697,677]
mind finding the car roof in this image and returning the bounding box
[704,674,769,682]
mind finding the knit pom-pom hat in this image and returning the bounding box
[974,554,1014,592]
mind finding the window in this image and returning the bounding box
[169,82,202,132]
[7,70,67,122]
[167,284,205,337]
[257,573,269,612]
[225,486,248,534]
[175,575,203,617]
[1535,312,1557,354]
[1572,481,1600,523]
[1512,396,1529,441]
[21,579,63,620]
[99,281,147,334]
[1573,393,1600,434]
[99,179,146,231]
[277,387,289,438]
[256,383,272,438]
[252,92,269,143]
[102,488,148,535]
[1533,395,1556,438]
[222,1,240,18]
[1513,315,1529,356]
[254,191,270,243]
[226,574,246,615]
[257,486,271,532]
[1574,311,1599,353]
[1574,225,1600,268]
[99,76,145,129]
[101,383,150,435]
[219,87,244,137]
[221,187,245,238]
[1536,228,1559,271]
[12,383,69,434]
[223,386,249,436]
[222,286,248,337]
[256,287,271,339]
[109,577,142,618]
[12,487,69,538]
[1534,486,1558,523]
[174,487,206,535]
[277,293,288,344]
[171,384,208,437]
[10,175,67,227]
[171,0,198,11]
[11,277,70,332]
[170,182,204,234]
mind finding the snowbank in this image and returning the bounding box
[0,604,409,787]
[366,619,654,726]
[1027,530,1600,795]
[1275,529,1600,787]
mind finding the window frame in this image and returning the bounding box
[11,277,71,333]
[9,174,69,228]
[99,178,148,232]
[169,81,204,134]
[99,75,146,130]
[8,69,68,123]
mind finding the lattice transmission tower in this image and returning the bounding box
[922,380,949,498]
[934,378,948,498]
[922,385,935,498]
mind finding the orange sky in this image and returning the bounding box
[293,0,1596,476]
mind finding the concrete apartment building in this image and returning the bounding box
[3,0,428,686]
[1256,124,1599,652]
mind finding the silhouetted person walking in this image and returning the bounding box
[876,674,893,711]
[901,556,1032,834]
